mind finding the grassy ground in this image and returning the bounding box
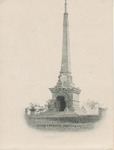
[25,113,100,131]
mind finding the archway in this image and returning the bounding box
[56,96,66,111]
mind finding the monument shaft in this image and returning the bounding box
[49,0,81,113]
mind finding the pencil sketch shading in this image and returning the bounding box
[25,0,107,131]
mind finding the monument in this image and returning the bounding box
[49,0,81,113]
[25,0,107,130]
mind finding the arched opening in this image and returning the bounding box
[56,96,66,111]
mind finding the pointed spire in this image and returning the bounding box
[60,0,71,74]
[65,0,67,13]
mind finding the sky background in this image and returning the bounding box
[0,0,113,149]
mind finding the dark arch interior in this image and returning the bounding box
[56,96,66,111]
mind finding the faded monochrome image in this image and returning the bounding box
[25,0,108,131]
[0,0,113,150]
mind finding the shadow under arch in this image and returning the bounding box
[55,92,69,111]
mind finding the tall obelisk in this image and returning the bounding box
[49,0,81,112]
[56,0,74,89]
[61,0,71,74]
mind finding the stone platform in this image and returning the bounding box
[25,111,102,131]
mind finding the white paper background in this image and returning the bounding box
[0,0,113,149]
